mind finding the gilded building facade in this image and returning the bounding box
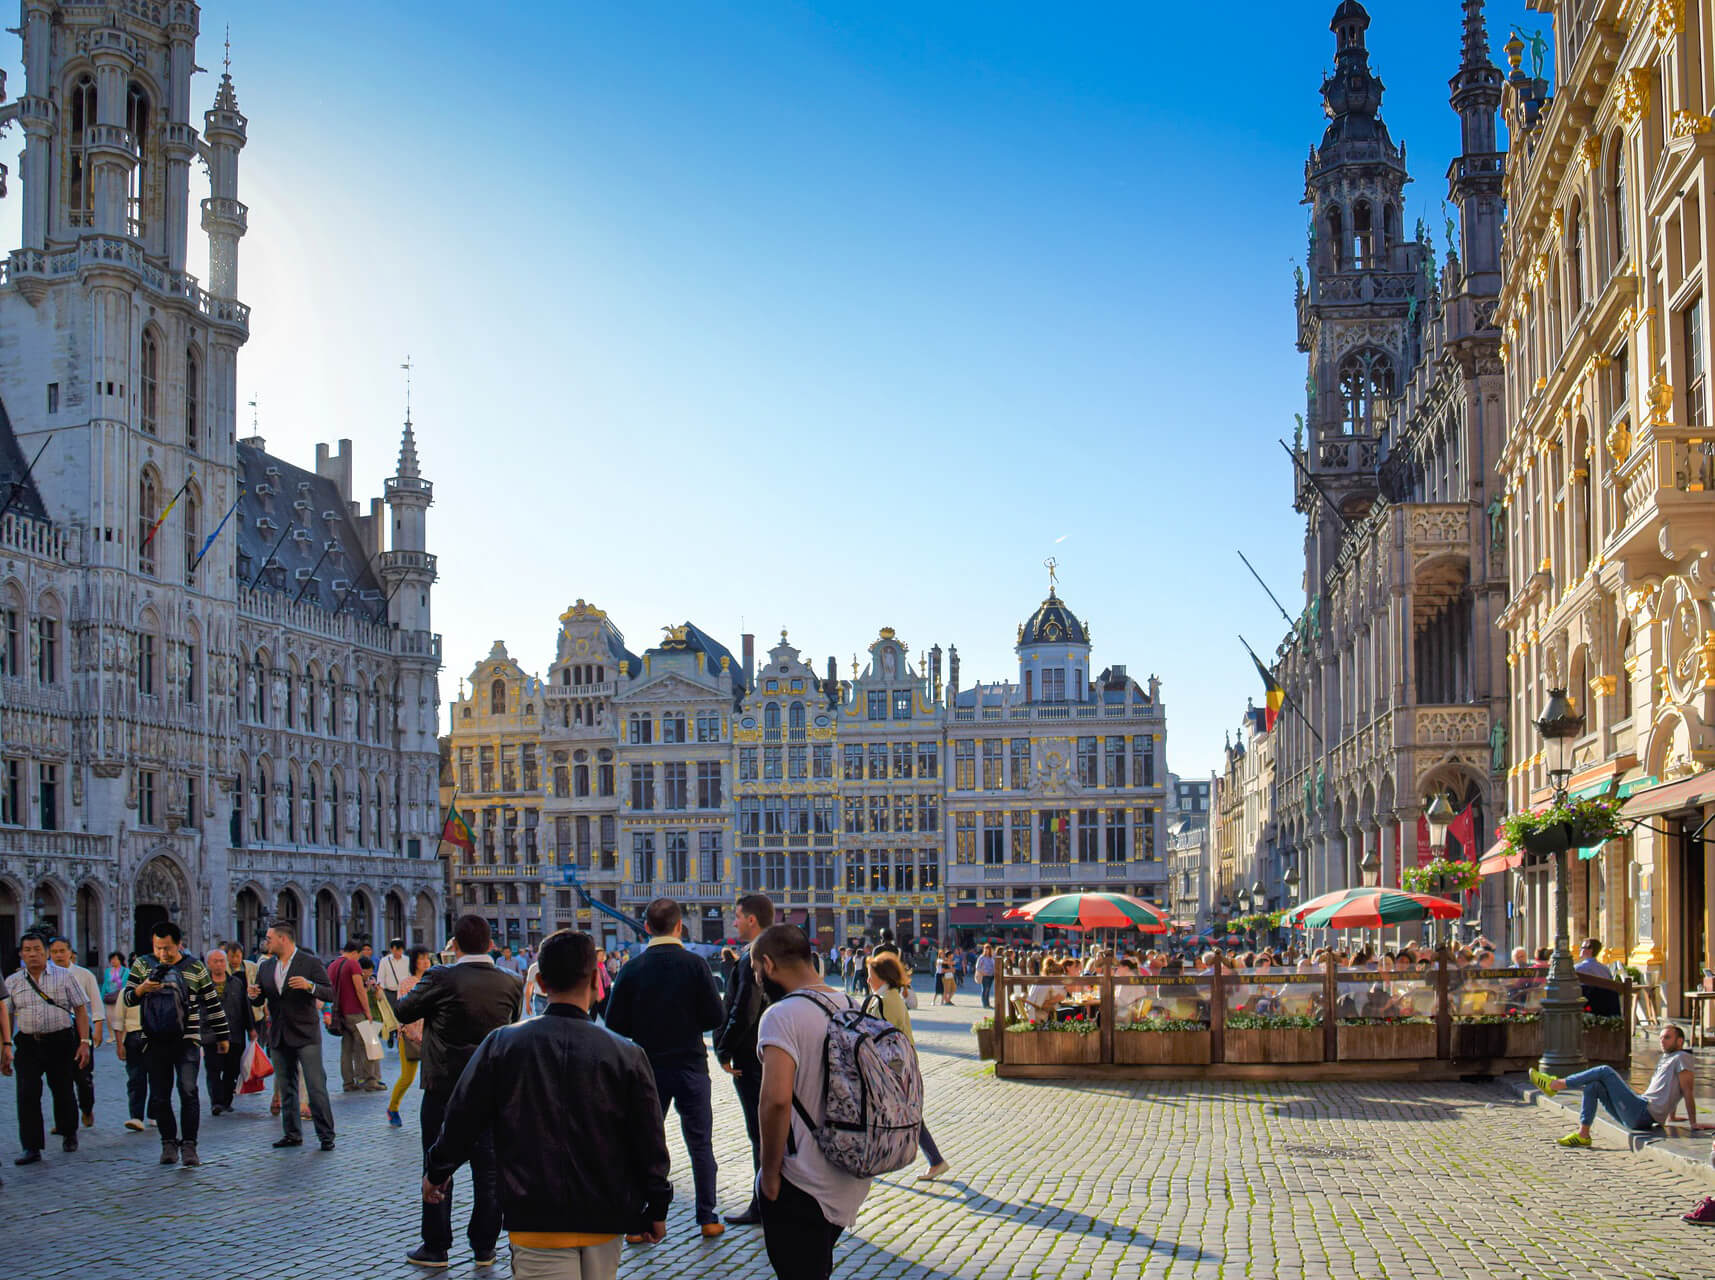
[1494,0,1715,1010]
[1211,707,1278,922]
[1271,1,1507,919]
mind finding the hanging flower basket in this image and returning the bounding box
[1401,858,1482,895]
[1499,795,1625,860]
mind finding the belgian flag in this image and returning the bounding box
[1250,653,1284,732]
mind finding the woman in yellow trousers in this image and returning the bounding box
[386,947,433,1125]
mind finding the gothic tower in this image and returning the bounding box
[1447,0,1504,292]
[1295,1,1433,580]
[382,410,441,779]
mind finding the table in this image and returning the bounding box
[1681,990,1715,1046]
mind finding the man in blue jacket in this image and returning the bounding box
[424,929,671,1278]
[604,897,725,1239]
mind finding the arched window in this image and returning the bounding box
[373,778,385,848]
[64,76,96,227]
[1381,204,1397,259]
[185,347,200,452]
[139,330,160,435]
[137,468,161,575]
[252,653,268,724]
[789,702,805,734]
[1567,200,1584,312]
[329,774,342,845]
[125,81,151,237]
[491,679,506,714]
[303,663,319,732]
[1609,135,1628,269]
[306,771,320,843]
[1352,201,1373,270]
[764,703,781,735]
[182,484,200,584]
[574,763,590,797]
[1337,348,1395,435]
[1326,206,1344,271]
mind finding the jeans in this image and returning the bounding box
[274,1040,335,1142]
[420,1089,501,1255]
[760,1173,843,1280]
[12,1029,77,1152]
[1566,1064,1657,1131]
[205,1038,244,1108]
[980,976,994,1008]
[653,1060,719,1224]
[144,1035,202,1143]
[122,1031,152,1122]
[919,1118,944,1167]
[509,1237,622,1280]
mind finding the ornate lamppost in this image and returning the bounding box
[1535,687,1587,1076]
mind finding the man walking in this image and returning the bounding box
[604,898,726,1240]
[204,947,254,1114]
[753,924,875,1280]
[47,937,103,1129]
[328,938,370,1092]
[423,929,673,1280]
[396,914,523,1269]
[122,921,229,1167]
[379,937,411,1040]
[252,921,336,1150]
[3,934,93,1165]
[714,893,774,1227]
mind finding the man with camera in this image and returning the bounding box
[2,932,93,1168]
[122,921,230,1168]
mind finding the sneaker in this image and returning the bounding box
[123,1119,145,1133]
[916,1161,951,1181]
[404,1245,449,1269]
[473,1251,496,1268]
[1528,1069,1559,1095]
[160,1139,180,1165]
[1682,1197,1715,1226]
[387,1109,402,1128]
[1556,1132,1592,1148]
[179,1141,200,1168]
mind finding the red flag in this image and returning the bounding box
[1394,822,1403,881]
[440,807,475,854]
[1416,812,1433,868]
[1449,801,1476,857]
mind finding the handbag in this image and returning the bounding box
[238,1040,274,1094]
[354,1018,384,1061]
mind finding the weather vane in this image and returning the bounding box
[223,25,231,76]
[247,395,258,432]
[401,354,413,421]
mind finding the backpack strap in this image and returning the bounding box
[776,989,846,1151]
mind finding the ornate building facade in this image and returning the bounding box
[1212,707,1279,924]
[0,4,442,965]
[1271,1,1507,922]
[1494,0,1715,1010]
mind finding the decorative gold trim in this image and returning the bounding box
[1671,111,1714,138]
[1617,69,1652,126]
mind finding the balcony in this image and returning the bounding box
[1608,420,1715,571]
[1412,704,1491,750]
[1399,502,1471,567]
[545,681,616,700]
[0,828,111,860]
[380,549,438,578]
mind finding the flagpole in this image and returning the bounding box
[188,487,245,578]
[1236,549,1297,631]
[1238,634,1323,747]
[247,520,296,589]
[1277,439,1354,530]
[0,436,50,525]
[140,472,194,551]
[291,539,338,606]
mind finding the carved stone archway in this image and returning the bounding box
[133,854,193,956]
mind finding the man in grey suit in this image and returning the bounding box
[250,921,336,1150]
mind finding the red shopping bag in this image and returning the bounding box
[238,1041,274,1094]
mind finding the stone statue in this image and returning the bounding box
[1490,719,1508,773]
[341,689,357,734]
[244,665,256,714]
[271,673,287,716]
[318,682,331,729]
[1293,413,1304,451]
[1442,202,1457,258]
[1415,216,1427,245]
[273,785,289,833]
[1407,293,1419,326]
[1486,494,1506,558]
[1293,262,1304,293]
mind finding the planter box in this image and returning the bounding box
[974,1026,995,1060]
[1453,1019,1542,1060]
[1003,1030,1101,1065]
[1506,1020,1544,1059]
[1114,1029,1212,1066]
[1583,1025,1628,1063]
[1222,1026,1323,1063]
[1338,1021,1438,1061]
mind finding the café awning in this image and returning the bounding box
[1478,840,1521,875]
[1619,770,1715,820]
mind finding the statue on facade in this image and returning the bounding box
[341,689,357,733]
[318,682,332,729]
[1490,719,1508,773]
[1486,494,1506,558]
[1442,202,1458,259]
[245,665,256,714]
[272,672,287,717]
[1293,261,1304,294]
[1407,293,1419,327]
[1293,413,1304,451]
[273,785,289,833]
[1512,26,1548,79]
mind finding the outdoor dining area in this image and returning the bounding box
[978,890,1636,1079]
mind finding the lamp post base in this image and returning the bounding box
[1537,946,1587,1077]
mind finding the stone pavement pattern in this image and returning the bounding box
[4,987,1713,1280]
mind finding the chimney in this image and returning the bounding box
[929,644,943,701]
[742,633,755,686]
[948,644,960,697]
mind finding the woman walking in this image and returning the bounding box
[938,948,956,1005]
[865,954,950,1180]
[386,946,433,1127]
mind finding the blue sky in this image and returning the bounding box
[1,0,1535,774]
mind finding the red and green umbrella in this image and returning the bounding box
[1290,887,1465,929]
[1002,892,1169,933]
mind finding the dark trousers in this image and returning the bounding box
[144,1036,202,1144]
[919,1118,944,1166]
[72,1038,96,1116]
[205,1039,244,1108]
[732,1058,763,1211]
[761,1174,843,1280]
[653,1060,718,1224]
[274,1040,335,1142]
[13,1029,77,1153]
[420,1089,500,1254]
[123,1031,152,1122]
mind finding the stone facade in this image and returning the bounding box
[1212,708,1278,925]
[0,6,441,965]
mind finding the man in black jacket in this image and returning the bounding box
[252,921,336,1150]
[396,914,523,1270]
[713,893,774,1227]
[424,929,672,1279]
[604,897,725,1238]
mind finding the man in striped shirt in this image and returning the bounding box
[122,921,230,1168]
[2,933,93,1167]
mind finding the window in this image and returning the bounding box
[892,690,912,719]
[34,617,56,685]
[185,349,199,452]
[38,762,58,830]
[812,743,833,779]
[867,795,889,833]
[140,330,159,435]
[982,819,1004,865]
[138,630,156,696]
[917,742,938,779]
[1686,296,1706,428]
[628,713,653,745]
[65,75,95,226]
[696,710,721,742]
[1009,738,1030,790]
[1133,807,1157,860]
[867,856,889,893]
[632,832,656,883]
[954,740,975,790]
[599,752,615,797]
[919,854,939,891]
[739,747,758,781]
[629,764,655,811]
[1039,809,1070,863]
[842,745,862,780]
[787,796,810,835]
[46,382,57,415]
[1131,735,1156,787]
[698,830,722,882]
[866,691,886,721]
[488,679,506,714]
[917,794,939,832]
[845,852,864,892]
[788,703,806,737]
[788,744,807,780]
[955,812,976,863]
[764,703,781,738]
[181,487,199,583]
[764,854,785,893]
[138,770,156,826]
[892,742,913,779]
[739,797,761,837]
[813,795,836,835]
[662,712,686,743]
[1077,809,1099,862]
[184,775,198,830]
[697,761,722,808]
[894,794,914,832]
[982,739,1003,789]
[1337,347,1394,435]
[740,852,763,891]
[1104,736,1125,788]
[843,797,864,834]
[0,759,19,824]
[0,603,18,678]
[763,745,782,780]
[1106,809,1128,862]
[662,762,688,810]
[1567,202,1584,312]
[867,744,888,780]
[479,746,494,793]
[553,765,568,798]
[138,470,160,575]
[763,796,785,836]
[1041,668,1066,702]
[522,745,538,791]
[1011,809,1031,862]
[1076,737,1098,786]
[664,831,689,883]
[815,855,836,893]
[501,747,517,793]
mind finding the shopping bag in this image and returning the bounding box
[239,1041,274,1095]
[355,1018,384,1061]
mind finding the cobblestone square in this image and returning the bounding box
[5,990,1713,1280]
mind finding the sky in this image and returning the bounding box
[0,0,1536,775]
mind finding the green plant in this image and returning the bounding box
[1452,1012,1540,1024]
[1616,964,1643,984]
[973,1018,994,1031]
[1401,858,1482,895]
[1118,1018,1206,1032]
[1226,1012,1319,1030]
[1004,1018,1099,1035]
[1581,1013,1626,1031]
[1337,1016,1434,1026]
[1498,794,1625,855]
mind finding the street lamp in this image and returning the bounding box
[1424,792,1455,856]
[1535,686,1587,1076]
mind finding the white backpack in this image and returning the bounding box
[785,990,922,1178]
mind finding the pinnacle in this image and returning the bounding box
[213,71,240,113]
[396,418,421,480]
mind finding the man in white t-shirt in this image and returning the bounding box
[753,924,872,1280]
[48,937,105,1129]
[1532,1023,1705,1147]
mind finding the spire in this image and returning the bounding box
[396,354,420,478]
[214,27,240,112]
[1460,0,1490,71]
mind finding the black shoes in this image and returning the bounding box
[473,1251,496,1268]
[272,1135,303,1148]
[319,1138,336,1151]
[179,1141,200,1167]
[159,1140,179,1165]
[404,1245,449,1269]
[13,1150,40,1166]
[210,1104,225,1116]
[723,1207,763,1226]
[61,1136,76,1153]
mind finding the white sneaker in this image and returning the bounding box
[123,1119,145,1132]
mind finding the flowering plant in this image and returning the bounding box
[1452,1011,1539,1024]
[1402,858,1482,895]
[1581,1013,1627,1031]
[1498,794,1625,856]
[1226,1012,1319,1030]
[1119,1018,1206,1032]
[1006,1014,1098,1035]
[1336,1015,1434,1026]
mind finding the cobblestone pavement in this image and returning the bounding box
[5,983,1713,1279]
